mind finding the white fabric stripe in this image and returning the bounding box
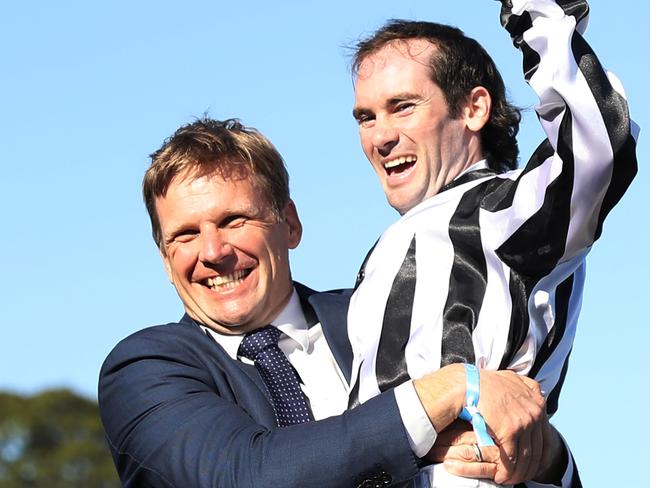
[532,258,586,398]
[524,10,615,260]
[473,209,513,370]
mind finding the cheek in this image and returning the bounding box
[168,247,196,277]
[359,130,374,157]
[262,238,290,276]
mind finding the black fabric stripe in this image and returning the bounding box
[596,123,637,240]
[571,452,583,488]
[568,33,638,240]
[375,236,416,392]
[440,184,491,367]
[496,110,574,278]
[520,40,540,83]
[354,239,379,290]
[481,139,555,213]
[498,269,532,369]
[546,348,571,417]
[501,9,533,46]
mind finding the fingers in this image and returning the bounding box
[430,444,501,464]
[520,375,545,405]
[444,459,497,480]
[505,423,532,485]
[443,444,500,480]
[429,444,500,464]
[434,420,476,447]
[493,438,517,484]
[427,423,477,464]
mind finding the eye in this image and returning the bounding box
[165,228,198,246]
[394,102,415,113]
[354,111,375,128]
[222,215,248,229]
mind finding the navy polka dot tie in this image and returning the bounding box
[238,325,314,427]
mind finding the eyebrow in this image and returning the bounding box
[352,107,370,120]
[386,92,423,105]
[353,91,424,120]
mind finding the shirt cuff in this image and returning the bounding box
[394,380,437,458]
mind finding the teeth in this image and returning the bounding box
[207,270,248,290]
[384,155,416,169]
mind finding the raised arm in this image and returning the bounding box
[495,0,638,273]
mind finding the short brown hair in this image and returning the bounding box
[143,117,290,249]
[353,20,520,172]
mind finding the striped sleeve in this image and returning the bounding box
[496,2,635,487]
[495,0,638,274]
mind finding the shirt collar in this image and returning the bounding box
[401,159,490,219]
[458,159,489,177]
[271,288,310,351]
[201,287,309,359]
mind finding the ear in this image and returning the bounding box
[463,86,491,133]
[282,199,303,249]
[159,248,175,284]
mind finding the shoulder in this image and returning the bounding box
[294,282,353,318]
[99,316,220,377]
[294,281,353,299]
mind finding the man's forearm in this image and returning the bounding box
[412,363,466,433]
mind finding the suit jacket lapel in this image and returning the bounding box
[295,283,354,384]
[181,314,277,426]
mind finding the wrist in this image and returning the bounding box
[459,364,495,447]
[413,363,466,432]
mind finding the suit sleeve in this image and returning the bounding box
[98,325,420,488]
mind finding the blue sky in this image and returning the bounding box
[2,1,647,485]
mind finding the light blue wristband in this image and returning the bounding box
[458,364,495,447]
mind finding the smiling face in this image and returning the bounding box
[155,171,302,334]
[353,39,488,214]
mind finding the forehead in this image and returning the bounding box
[156,171,264,221]
[356,39,436,81]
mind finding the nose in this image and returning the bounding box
[199,226,233,264]
[371,117,399,157]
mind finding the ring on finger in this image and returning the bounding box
[471,444,483,462]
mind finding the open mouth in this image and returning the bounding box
[384,155,416,176]
[204,269,252,291]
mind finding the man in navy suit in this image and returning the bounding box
[99,118,564,487]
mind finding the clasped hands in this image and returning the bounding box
[415,367,563,485]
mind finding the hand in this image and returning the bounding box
[475,370,545,484]
[425,420,500,480]
[427,420,476,464]
[413,366,548,484]
[431,415,567,484]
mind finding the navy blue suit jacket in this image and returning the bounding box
[99,284,421,487]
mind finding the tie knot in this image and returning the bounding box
[238,325,281,361]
